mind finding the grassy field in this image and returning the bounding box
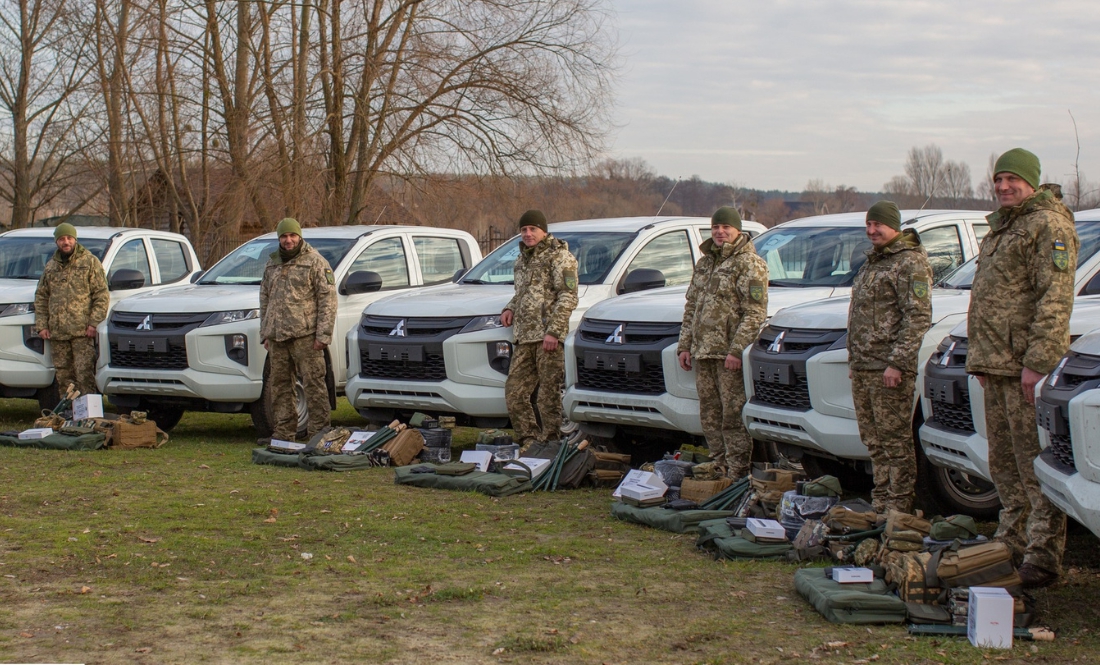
[1,397,1099,664]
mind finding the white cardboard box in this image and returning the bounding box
[18,427,53,440]
[613,470,668,501]
[968,587,1014,649]
[460,450,493,472]
[504,457,553,480]
[746,518,786,540]
[73,394,104,420]
[833,567,874,583]
[271,439,306,452]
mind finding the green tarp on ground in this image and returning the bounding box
[793,567,908,624]
[610,502,734,534]
[0,432,106,451]
[695,518,793,560]
[251,447,379,471]
[393,464,532,497]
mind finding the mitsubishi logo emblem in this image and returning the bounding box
[606,324,625,345]
[767,330,785,354]
[137,315,153,331]
[388,319,407,337]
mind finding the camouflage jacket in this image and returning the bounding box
[259,242,337,345]
[503,235,579,344]
[967,186,1078,377]
[677,234,769,360]
[34,244,109,341]
[847,230,933,374]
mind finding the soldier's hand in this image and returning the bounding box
[1021,367,1044,405]
[724,354,742,371]
[500,310,513,327]
[976,374,985,388]
[678,351,692,371]
[263,340,269,350]
[883,366,902,388]
[313,340,326,351]
[542,334,559,352]
[85,325,96,338]
[38,329,50,340]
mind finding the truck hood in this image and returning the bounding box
[366,282,585,317]
[0,278,37,304]
[947,294,1100,341]
[766,287,837,316]
[113,283,260,314]
[769,288,973,330]
[583,285,688,323]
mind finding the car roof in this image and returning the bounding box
[249,224,473,241]
[764,209,991,231]
[548,216,711,233]
[1075,208,1100,222]
[0,226,177,240]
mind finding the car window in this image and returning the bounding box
[918,225,965,283]
[151,238,189,283]
[462,231,635,285]
[1077,221,1100,266]
[347,237,409,290]
[0,237,107,279]
[198,238,350,285]
[972,223,990,246]
[753,226,869,287]
[624,230,694,286]
[413,236,464,286]
[109,238,152,286]
[698,227,711,242]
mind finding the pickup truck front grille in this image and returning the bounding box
[752,374,811,410]
[360,352,447,381]
[110,342,189,370]
[1048,432,1076,470]
[747,326,844,412]
[577,363,666,395]
[573,318,680,396]
[924,335,975,433]
[356,315,472,382]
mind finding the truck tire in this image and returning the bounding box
[919,453,1001,519]
[142,403,185,432]
[251,361,308,440]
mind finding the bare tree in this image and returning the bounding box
[904,144,946,202]
[975,152,997,203]
[941,160,973,204]
[801,178,830,214]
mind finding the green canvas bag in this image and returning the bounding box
[794,568,907,624]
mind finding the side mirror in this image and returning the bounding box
[621,268,665,294]
[344,270,383,295]
[1084,272,1100,296]
[451,267,468,283]
[190,271,205,284]
[109,268,146,291]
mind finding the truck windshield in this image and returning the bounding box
[753,226,870,287]
[937,219,1100,290]
[0,237,108,279]
[461,231,635,285]
[198,238,352,285]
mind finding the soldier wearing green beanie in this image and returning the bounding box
[847,200,931,513]
[260,217,337,441]
[35,221,109,397]
[710,206,742,231]
[968,149,1079,589]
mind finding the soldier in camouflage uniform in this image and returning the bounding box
[677,207,768,479]
[501,210,579,447]
[847,201,932,514]
[34,223,110,398]
[259,218,338,441]
[967,148,1077,589]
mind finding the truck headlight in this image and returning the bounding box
[201,309,259,327]
[461,315,505,333]
[0,303,33,317]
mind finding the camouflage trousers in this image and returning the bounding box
[695,358,751,479]
[268,336,329,441]
[51,336,97,397]
[984,374,1066,574]
[851,369,917,514]
[505,342,565,446]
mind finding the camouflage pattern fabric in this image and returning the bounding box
[983,374,1066,574]
[677,234,768,360]
[851,370,917,514]
[695,358,751,479]
[505,341,565,445]
[34,244,109,341]
[503,235,579,344]
[268,336,329,441]
[847,229,932,374]
[50,337,97,397]
[967,186,1078,377]
[259,241,337,345]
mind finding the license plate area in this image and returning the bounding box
[584,351,640,372]
[368,343,424,362]
[755,361,792,385]
[925,377,959,404]
[118,336,167,353]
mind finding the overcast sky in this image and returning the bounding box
[606,0,1100,194]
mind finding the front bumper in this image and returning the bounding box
[0,317,53,392]
[1035,450,1100,538]
[918,423,992,481]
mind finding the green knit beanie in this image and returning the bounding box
[518,209,548,233]
[711,206,742,231]
[994,148,1041,190]
[275,217,302,237]
[866,201,902,232]
[53,222,78,240]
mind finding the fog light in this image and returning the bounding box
[495,342,512,358]
[224,334,249,366]
[231,334,246,349]
[487,341,513,374]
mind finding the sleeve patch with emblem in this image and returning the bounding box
[563,268,577,290]
[1053,239,1069,271]
[912,279,929,299]
[749,280,765,302]
[325,269,335,285]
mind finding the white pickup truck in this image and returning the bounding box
[345,217,764,427]
[0,226,201,410]
[96,225,480,434]
[563,209,988,448]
